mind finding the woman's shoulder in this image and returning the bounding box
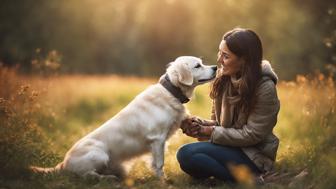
[255,76,278,100]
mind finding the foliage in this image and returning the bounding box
[0,66,59,179]
[0,0,335,79]
[31,49,62,76]
[293,0,336,74]
[275,74,336,188]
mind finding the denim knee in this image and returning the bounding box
[176,144,193,166]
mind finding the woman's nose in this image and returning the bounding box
[216,57,222,63]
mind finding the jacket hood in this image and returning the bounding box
[261,60,278,84]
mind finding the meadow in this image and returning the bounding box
[1,66,336,189]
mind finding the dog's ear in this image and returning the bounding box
[177,63,193,86]
[167,62,174,68]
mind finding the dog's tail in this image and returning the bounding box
[30,162,64,174]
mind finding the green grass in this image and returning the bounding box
[1,69,336,188]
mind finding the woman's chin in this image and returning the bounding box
[217,68,232,76]
[221,70,231,76]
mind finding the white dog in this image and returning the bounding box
[31,56,217,179]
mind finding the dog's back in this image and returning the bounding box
[86,84,187,158]
[55,83,186,175]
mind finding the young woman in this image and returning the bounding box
[177,28,280,184]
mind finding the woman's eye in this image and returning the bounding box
[195,64,201,68]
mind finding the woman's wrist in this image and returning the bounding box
[196,126,215,141]
[201,125,215,136]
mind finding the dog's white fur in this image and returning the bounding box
[31,56,217,179]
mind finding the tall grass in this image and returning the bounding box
[275,74,336,188]
[1,67,336,188]
[0,66,58,179]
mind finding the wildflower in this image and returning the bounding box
[228,163,254,185]
[125,178,135,187]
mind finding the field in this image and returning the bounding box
[1,67,336,189]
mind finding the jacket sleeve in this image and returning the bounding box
[210,80,280,147]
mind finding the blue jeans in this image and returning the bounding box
[176,142,261,183]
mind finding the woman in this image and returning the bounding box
[177,28,280,184]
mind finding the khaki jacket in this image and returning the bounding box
[209,61,280,173]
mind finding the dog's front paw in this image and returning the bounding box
[156,170,168,185]
[155,169,164,178]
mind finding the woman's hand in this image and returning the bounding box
[181,117,215,140]
[180,118,201,138]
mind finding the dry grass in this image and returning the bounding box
[1,66,336,188]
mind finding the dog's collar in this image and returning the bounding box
[159,74,190,104]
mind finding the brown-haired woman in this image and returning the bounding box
[177,28,280,184]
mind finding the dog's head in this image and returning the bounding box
[166,56,217,87]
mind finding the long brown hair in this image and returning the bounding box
[210,28,263,113]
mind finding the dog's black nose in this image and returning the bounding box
[212,66,217,71]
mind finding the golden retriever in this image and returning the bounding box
[31,56,217,179]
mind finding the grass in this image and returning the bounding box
[1,66,336,188]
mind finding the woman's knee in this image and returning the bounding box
[177,142,213,163]
[176,143,193,164]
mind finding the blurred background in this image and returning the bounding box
[0,0,335,79]
[1,1,336,188]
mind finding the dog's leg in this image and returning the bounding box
[84,170,119,181]
[100,161,126,179]
[150,139,165,178]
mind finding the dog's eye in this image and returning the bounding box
[194,64,201,68]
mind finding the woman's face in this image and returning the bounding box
[217,40,244,76]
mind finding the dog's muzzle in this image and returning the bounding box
[198,66,217,82]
